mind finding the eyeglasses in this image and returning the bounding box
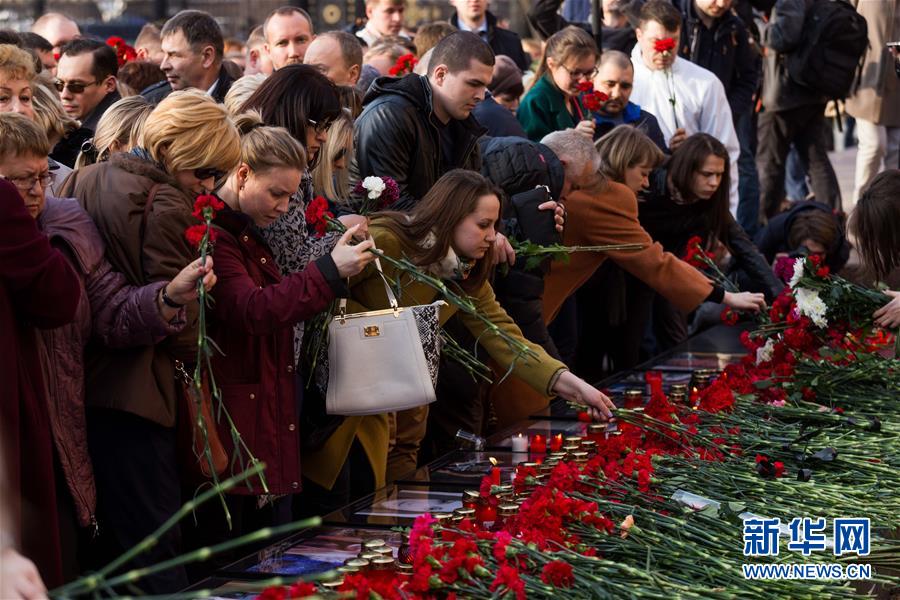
[3,172,52,192]
[560,64,598,80]
[194,167,227,181]
[54,79,101,94]
[307,118,334,135]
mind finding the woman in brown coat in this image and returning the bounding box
[60,90,240,593]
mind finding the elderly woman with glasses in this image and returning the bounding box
[58,89,241,594]
[517,27,600,142]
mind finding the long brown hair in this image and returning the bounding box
[667,133,731,243]
[849,169,900,279]
[374,169,502,292]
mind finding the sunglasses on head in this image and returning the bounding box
[194,167,227,181]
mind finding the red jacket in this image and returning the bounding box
[0,181,81,586]
[209,208,346,495]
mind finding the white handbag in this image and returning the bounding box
[323,254,445,416]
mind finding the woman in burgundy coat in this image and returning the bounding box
[207,114,375,533]
[0,178,80,588]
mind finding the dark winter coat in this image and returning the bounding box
[60,152,200,427]
[753,201,850,272]
[0,180,81,586]
[351,74,485,211]
[479,136,566,359]
[472,92,527,138]
[675,0,761,116]
[208,207,346,495]
[761,0,829,111]
[36,196,185,528]
[449,11,532,72]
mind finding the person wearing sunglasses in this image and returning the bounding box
[56,39,120,133]
[57,90,240,594]
[517,26,599,142]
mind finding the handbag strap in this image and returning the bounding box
[337,238,399,320]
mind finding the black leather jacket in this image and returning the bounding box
[351,74,485,211]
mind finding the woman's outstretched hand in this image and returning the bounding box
[552,370,615,421]
[874,290,900,328]
[723,291,766,312]
[331,225,376,278]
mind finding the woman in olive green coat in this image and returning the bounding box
[301,170,615,510]
[517,26,600,142]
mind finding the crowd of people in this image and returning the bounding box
[2,0,900,597]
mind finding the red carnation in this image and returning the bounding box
[490,564,526,600]
[541,560,575,588]
[287,582,317,598]
[106,35,137,67]
[720,307,740,326]
[654,37,676,53]
[304,195,334,237]
[576,81,594,93]
[192,194,225,221]
[184,224,216,249]
[389,53,418,76]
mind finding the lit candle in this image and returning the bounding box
[690,387,700,407]
[549,433,564,452]
[529,434,546,453]
[511,433,528,453]
[490,466,501,485]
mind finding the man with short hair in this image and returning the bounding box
[18,32,56,73]
[56,39,121,131]
[30,12,80,56]
[142,10,235,104]
[263,6,315,69]
[356,0,408,47]
[449,0,531,72]
[591,50,667,151]
[135,23,165,65]
[303,31,363,86]
[244,26,274,76]
[352,30,494,210]
[629,0,740,214]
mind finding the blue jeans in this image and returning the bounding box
[785,145,809,202]
[735,110,761,235]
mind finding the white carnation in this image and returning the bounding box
[789,257,805,289]
[756,338,775,365]
[794,287,828,328]
[362,176,386,199]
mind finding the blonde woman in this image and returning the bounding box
[75,95,153,168]
[311,109,353,205]
[595,124,666,195]
[223,73,266,116]
[59,89,241,594]
[517,26,599,142]
[0,44,35,119]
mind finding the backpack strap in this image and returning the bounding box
[139,183,162,245]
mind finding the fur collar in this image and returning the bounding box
[109,151,177,186]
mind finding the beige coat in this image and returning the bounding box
[846,0,900,126]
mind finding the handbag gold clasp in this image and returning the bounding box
[364,325,380,337]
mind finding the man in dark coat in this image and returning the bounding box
[141,10,235,104]
[449,0,532,71]
[0,180,81,587]
[757,0,842,217]
[675,0,762,233]
[351,31,493,211]
[472,55,527,138]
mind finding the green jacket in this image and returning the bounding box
[517,74,585,142]
[302,221,566,491]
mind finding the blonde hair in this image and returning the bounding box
[533,26,598,88]
[0,111,51,160]
[142,89,241,174]
[31,77,79,146]
[233,110,307,174]
[76,95,153,169]
[0,44,37,82]
[224,74,267,116]
[311,109,353,203]
[595,125,665,183]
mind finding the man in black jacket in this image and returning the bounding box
[675,0,761,233]
[141,10,235,104]
[351,31,493,212]
[449,0,531,71]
